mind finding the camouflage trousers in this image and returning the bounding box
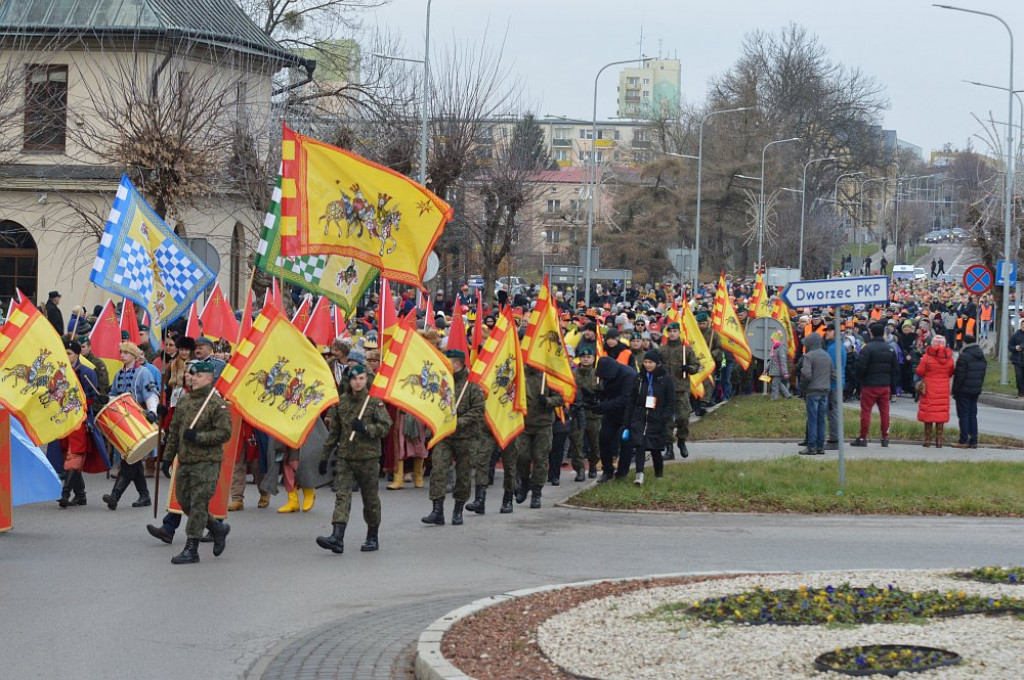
[516,427,552,489]
[497,441,518,492]
[175,461,220,540]
[569,416,600,471]
[430,438,473,503]
[332,458,381,527]
[473,432,497,487]
[669,390,692,444]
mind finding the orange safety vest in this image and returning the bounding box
[955,317,976,338]
[870,308,883,321]
[980,304,993,322]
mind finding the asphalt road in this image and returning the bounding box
[3,432,1023,680]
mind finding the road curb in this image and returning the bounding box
[979,392,1024,411]
[413,571,760,680]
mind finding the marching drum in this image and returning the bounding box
[95,393,158,464]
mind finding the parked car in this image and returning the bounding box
[467,275,484,290]
[891,264,926,281]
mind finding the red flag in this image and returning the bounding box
[291,295,312,330]
[424,296,435,329]
[446,307,469,357]
[89,299,122,378]
[304,296,333,349]
[184,301,201,340]
[272,278,283,311]
[200,282,240,344]
[333,305,349,341]
[238,289,254,342]
[119,299,141,345]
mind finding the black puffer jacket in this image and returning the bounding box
[855,337,898,389]
[593,357,637,427]
[624,366,675,451]
[952,343,987,398]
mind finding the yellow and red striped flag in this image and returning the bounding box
[771,297,797,359]
[520,276,576,404]
[678,295,714,399]
[469,307,525,448]
[0,297,86,445]
[369,316,456,447]
[216,305,338,448]
[748,272,772,319]
[711,273,752,370]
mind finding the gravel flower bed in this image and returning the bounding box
[537,570,1024,679]
[953,565,1024,585]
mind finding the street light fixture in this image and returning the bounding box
[935,3,1014,383]
[757,137,802,270]
[799,156,839,276]
[692,106,755,292]
[585,58,636,307]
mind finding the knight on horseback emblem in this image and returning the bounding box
[319,182,401,256]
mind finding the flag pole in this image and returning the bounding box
[348,394,372,442]
[453,380,470,410]
[152,354,168,519]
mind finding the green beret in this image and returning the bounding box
[631,331,644,340]
[348,364,367,377]
[695,312,710,323]
[444,349,466,360]
[190,360,215,374]
[735,305,747,313]
[576,346,595,356]
[77,335,91,344]
[666,321,681,331]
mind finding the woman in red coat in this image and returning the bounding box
[916,335,955,447]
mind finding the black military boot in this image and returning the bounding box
[465,488,486,514]
[588,462,598,479]
[360,525,379,552]
[451,501,465,526]
[679,442,689,458]
[529,485,542,509]
[514,479,528,504]
[70,472,87,505]
[58,481,72,508]
[573,468,586,482]
[102,475,129,510]
[170,538,200,564]
[663,443,676,461]
[147,524,174,544]
[500,490,513,514]
[316,522,346,553]
[421,499,445,525]
[207,519,230,557]
[132,491,152,508]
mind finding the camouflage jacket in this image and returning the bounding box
[321,389,393,461]
[450,367,484,441]
[701,327,725,366]
[523,368,564,432]
[660,339,701,394]
[164,385,233,464]
[83,352,110,396]
[575,364,599,409]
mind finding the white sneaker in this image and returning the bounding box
[634,472,644,486]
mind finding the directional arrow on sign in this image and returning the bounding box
[781,276,890,308]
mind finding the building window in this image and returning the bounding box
[0,220,38,301]
[580,151,604,164]
[235,80,249,129]
[643,77,650,84]
[554,149,569,161]
[642,90,650,99]
[24,65,68,152]
[569,199,580,212]
[626,76,640,86]
[579,129,591,139]
[553,127,570,140]
[546,199,561,213]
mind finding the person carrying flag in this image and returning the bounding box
[660,322,700,459]
[58,339,99,508]
[514,366,564,508]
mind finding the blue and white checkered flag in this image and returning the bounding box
[90,175,214,330]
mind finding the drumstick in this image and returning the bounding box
[348,394,371,441]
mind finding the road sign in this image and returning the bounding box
[963,264,994,295]
[781,275,889,308]
[745,317,784,361]
[996,260,1018,287]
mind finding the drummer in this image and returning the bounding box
[99,342,159,510]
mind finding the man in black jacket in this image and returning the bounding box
[592,357,637,483]
[1010,319,1024,398]
[45,291,64,335]
[851,323,898,447]
[951,334,986,448]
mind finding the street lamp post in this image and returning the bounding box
[585,58,635,307]
[936,4,1014,383]
[798,157,838,277]
[832,171,863,270]
[693,106,754,292]
[757,137,802,270]
[540,231,546,277]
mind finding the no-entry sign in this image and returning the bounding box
[963,264,994,295]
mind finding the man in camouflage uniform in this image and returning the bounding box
[316,364,393,554]
[569,347,601,479]
[660,322,700,458]
[163,361,233,565]
[695,311,723,415]
[514,366,564,508]
[423,349,485,524]
[466,431,498,515]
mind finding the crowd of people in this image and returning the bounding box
[23,271,1024,563]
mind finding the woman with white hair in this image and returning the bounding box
[915,334,955,448]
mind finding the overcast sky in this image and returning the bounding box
[367,0,1024,158]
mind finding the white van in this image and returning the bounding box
[891,265,926,281]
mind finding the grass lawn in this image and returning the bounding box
[570,457,1024,516]
[983,362,1019,397]
[690,395,1022,447]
